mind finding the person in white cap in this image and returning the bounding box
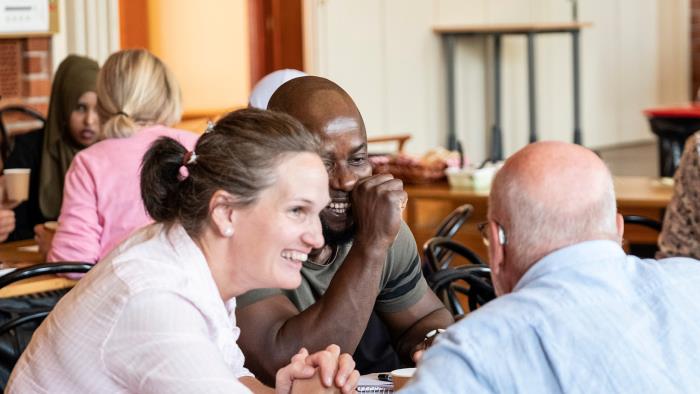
[248,69,307,110]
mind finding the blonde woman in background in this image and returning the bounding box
[47,49,197,264]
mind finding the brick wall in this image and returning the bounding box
[0,37,52,135]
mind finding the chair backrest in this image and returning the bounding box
[422,204,474,273]
[622,215,662,258]
[427,265,495,317]
[367,133,412,154]
[424,235,485,273]
[622,215,662,232]
[423,237,493,317]
[0,106,47,165]
[433,204,473,239]
[0,262,91,388]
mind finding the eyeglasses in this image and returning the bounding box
[477,221,507,246]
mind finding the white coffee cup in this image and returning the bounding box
[3,168,31,203]
[391,367,416,391]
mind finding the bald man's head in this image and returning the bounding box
[268,76,372,245]
[487,141,621,293]
[268,76,366,138]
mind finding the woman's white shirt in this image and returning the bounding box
[7,223,252,393]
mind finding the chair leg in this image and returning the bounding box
[447,287,465,316]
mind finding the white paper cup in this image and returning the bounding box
[391,367,416,391]
[43,221,58,232]
[3,168,31,203]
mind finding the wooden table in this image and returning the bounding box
[0,240,77,298]
[0,239,44,265]
[405,176,673,260]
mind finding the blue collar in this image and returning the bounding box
[513,240,626,292]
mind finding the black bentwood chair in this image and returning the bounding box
[424,236,486,272]
[0,106,46,164]
[428,265,495,318]
[424,237,494,318]
[422,204,474,274]
[0,262,91,388]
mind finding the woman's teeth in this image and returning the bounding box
[328,202,350,214]
[282,250,308,262]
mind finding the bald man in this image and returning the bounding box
[236,76,453,384]
[402,141,700,393]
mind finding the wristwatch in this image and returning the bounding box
[423,328,446,348]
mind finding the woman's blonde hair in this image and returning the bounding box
[97,49,182,138]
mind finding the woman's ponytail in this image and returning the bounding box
[140,137,188,222]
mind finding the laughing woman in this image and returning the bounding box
[7,108,358,393]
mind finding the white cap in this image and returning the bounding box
[248,69,307,109]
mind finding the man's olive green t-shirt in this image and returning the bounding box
[236,221,428,313]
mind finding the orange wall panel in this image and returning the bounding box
[147,0,250,114]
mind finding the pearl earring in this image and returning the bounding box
[223,227,233,237]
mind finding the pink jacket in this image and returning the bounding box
[48,125,198,264]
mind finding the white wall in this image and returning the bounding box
[304,0,690,163]
[52,0,120,70]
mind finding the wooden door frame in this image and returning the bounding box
[118,0,149,49]
[248,0,304,88]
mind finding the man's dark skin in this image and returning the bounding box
[236,76,454,384]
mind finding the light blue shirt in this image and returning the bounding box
[402,240,700,393]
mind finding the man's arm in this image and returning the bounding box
[380,289,454,363]
[236,241,389,384]
[237,175,405,384]
[399,333,493,394]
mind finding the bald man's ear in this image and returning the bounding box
[615,213,624,243]
[488,222,505,271]
[487,221,507,296]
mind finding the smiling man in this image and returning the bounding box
[236,76,453,384]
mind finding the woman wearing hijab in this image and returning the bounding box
[5,55,100,242]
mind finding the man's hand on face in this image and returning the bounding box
[351,173,407,250]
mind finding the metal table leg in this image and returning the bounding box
[491,34,503,160]
[445,35,457,150]
[572,29,582,144]
[527,32,537,143]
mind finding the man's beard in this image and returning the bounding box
[321,219,355,246]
